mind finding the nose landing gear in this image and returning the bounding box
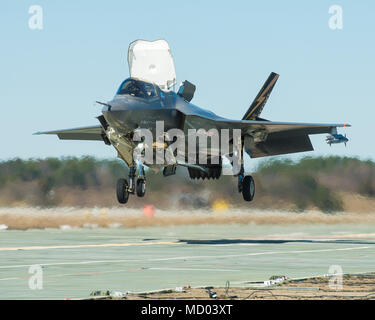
[116,178,129,204]
[116,163,146,204]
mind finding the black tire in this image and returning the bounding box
[136,179,146,197]
[242,175,255,201]
[116,178,129,204]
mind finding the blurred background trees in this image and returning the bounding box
[0,156,373,212]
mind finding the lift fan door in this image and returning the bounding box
[128,39,177,90]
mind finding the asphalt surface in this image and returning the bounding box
[1,223,375,299]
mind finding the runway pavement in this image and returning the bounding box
[1,222,375,299]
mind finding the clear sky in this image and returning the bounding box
[1,1,374,166]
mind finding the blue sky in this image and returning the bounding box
[0,1,374,166]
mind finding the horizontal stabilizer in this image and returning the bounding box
[34,125,104,141]
[250,133,313,158]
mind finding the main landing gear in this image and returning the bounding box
[117,160,255,203]
[237,165,255,202]
[116,163,146,204]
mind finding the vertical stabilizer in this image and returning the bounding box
[242,72,279,120]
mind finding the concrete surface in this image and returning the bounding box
[1,223,375,299]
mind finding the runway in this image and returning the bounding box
[1,222,375,299]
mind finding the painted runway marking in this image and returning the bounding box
[149,267,240,272]
[0,266,239,284]
[0,241,179,251]
[0,246,371,269]
[201,243,260,247]
[0,277,20,281]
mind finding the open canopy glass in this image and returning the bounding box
[128,39,177,90]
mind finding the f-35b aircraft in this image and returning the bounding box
[37,40,350,204]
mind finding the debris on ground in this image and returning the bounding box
[264,275,288,286]
[89,290,111,297]
[207,289,217,299]
[87,273,375,300]
[110,291,126,298]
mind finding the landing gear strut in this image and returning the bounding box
[116,163,146,204]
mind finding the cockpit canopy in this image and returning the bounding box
[116,78,157,99]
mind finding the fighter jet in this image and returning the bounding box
[36,39,351,204]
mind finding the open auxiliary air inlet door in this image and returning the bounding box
[128,39,177,90]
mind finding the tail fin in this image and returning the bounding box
[242,72,279,120]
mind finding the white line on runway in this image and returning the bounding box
[0,277,20,281]
[148,268,240,272]
[0,266,240,284]
[0,246,370,269]
[0,241,179,251]
[200,243,260,247]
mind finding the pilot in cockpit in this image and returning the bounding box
[116,78,156,99]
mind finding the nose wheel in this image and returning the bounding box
[136,162,146,197]
[116,178,129,204]
[136,178,146,197]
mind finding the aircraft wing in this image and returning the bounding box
[34,125,104,141]
[182,114,350,158]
